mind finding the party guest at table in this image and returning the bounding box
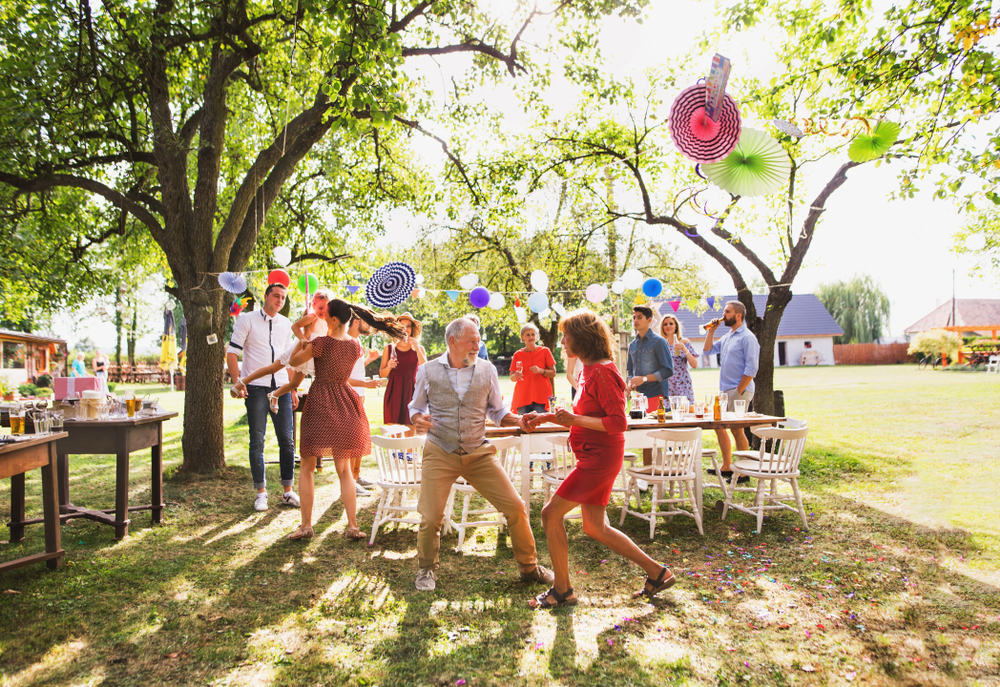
[380,313,426,437]
[286,300,405,540]
[71,353,87,378]
[510,322,556,414]
[660,314,698,403]
[227,283,298,513]
[408,317,553,593]
[92,351,109,381]
[626,304,673,474]
[703,300,760,483]
[523,309,675,609]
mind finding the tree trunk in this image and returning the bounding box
[537,317,559,353]
[128,307,137,366]
[114,287,123,366]
[178,287,229,473]
[745,287,792,418]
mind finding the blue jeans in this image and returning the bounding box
[245,385,295,491]
[517,402,547,414]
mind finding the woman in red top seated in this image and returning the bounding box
[524,309,676,609]
[509,322,557,414]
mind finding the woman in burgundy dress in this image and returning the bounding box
[288,300,405,540]
[380,312,426,437]
[523,309,676,608]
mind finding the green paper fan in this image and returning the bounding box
[848,121,900,163]
[703,127,791,197]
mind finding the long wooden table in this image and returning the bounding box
[486,414,786,513]
[31,413,178,540]
[2,432,67,573]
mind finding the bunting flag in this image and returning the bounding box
[669,300,682,313]
[346,285,360,295]
[445,290,460,302]
[706,296,715,309]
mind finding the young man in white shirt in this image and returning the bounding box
[227,283,299,512]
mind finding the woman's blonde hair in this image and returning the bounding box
[660,314,683,338]
[520,322,539,337]
[558,309,615,362]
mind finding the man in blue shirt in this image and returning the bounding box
[627,305,674,473]
[703,300,760,481]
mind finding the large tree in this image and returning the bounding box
[533,0,999,414]
[0,0,644,472]
[815,275,892,344]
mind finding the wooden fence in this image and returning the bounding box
[833,343,913,365]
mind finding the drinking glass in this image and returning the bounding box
[515,361,523,374]
[693,402,705,419]
[10,408,26,435]
[373,373,382,396]
[548,395,558,412]
[719,392,729,418]
[734,399,747,418]
[669,395,687,421]
[50,412,64,432]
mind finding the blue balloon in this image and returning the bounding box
[527,292,549,313]
[642,278,663,297]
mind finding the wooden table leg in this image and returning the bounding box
[114,430,131,540]
[10,472,26,542]
[151,423,163,525]
[41,441,63,569]
[57,450,70,508]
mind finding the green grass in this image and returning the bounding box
[1,367,999,686]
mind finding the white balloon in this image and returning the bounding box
[622,269,644,290]
[459,273,479,290]
[488,292,507,310]
[530,269,549,292]
[585,284,608,303]
[611,280,625,295]
[272,246,292,267]
[417,288,426,299]
[527,292,549,313]
[551,302,567,318]
[539,308,552,318]
[964,233,987,251]
[415,273,425,285]
[515,306,528,323]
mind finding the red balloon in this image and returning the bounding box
[267,269,290,287]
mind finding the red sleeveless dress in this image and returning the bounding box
[383,345,419,425]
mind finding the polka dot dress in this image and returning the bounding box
[300,337,371,461]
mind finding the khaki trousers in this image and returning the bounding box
[417,440,538,573]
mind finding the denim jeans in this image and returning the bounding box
[517,402,547,414]
[245,385,295,491]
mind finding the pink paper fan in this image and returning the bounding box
[669,84,742,163]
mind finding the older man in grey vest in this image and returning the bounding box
[408,317,554,592]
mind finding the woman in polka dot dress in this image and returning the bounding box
[660,314,699,404]
[287,300,405,540]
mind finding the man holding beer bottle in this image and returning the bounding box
[703,300,760,483]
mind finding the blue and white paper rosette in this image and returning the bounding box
[218,272,247,294]
[365,261,416,308]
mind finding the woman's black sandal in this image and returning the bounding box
[529,587,578,609]
[636,567,676,598]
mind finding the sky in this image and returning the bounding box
[41,1,997,353]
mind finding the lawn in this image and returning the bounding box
[1,366,998,686]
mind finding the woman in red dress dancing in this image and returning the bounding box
[524,309,676,608]
[287,300,405,540]
[380,312,426,437]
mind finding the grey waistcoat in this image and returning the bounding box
[424,358,494,454]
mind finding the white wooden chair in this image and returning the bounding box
[369,435,441,545]
[733,419,807,461]
[721,426,810,533]
[986,355,1000,374]
[620,428,704,537]
[446,436,520,549]
[540,435,581,520]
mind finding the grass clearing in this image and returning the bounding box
[1,366,999,686]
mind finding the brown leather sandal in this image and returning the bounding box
[344,527,367,540]
[287,525,314,540]
[635,566,676,598]
[528,587,578,610]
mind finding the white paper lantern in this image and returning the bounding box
[551,302,567,318]
[530,269,549,292]
[515,306,528,323]
[272,246,292,267]
[539,308,552,319]
[488,292,507,310]
[964,233,987,251]
[622,269,644,290]
[459,273,479,290]
[611,280,625,295]
[415,273,425,285]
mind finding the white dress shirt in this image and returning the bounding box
[408,354,510,427]
[227,309,293,387]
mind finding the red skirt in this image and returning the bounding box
[555,436,625,506]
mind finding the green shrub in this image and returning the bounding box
[18,383,39,396]
[35,386,54,397]
[36,374,53,388]
[107,382,117,392]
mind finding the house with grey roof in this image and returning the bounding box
[904,299,1000,339]
[652,294,844,367]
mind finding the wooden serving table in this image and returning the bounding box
[486,414,786,513]
[34,413,178,540]
[2,432,67,573]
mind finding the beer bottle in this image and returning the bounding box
[713,395,722,421]
[656,396,666,423]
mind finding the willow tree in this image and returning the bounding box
[815,275,892,344]
[535,0,999,414]
[0,0,645,472]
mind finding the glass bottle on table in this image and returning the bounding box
[656,396,666,423]
[713,395,722,421]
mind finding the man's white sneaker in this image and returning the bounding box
[281,491,300,507]
[355,483,369,496]
[415,567,437,591]
[254,492,269,512]
[356,477,375,487]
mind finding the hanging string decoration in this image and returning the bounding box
[668,83,742,163]
[365,261,416,308]
[445,290,460,302]
[847,121,900,163]
[230,296,251,317]
[703,128,791,197]
[219,272,248,294]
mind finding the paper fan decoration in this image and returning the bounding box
[218,272,247,294]
[365,261,416,308]
[772,119,804,137]
[847,121,900,163]
[702,128,791,197]
[668,84,742,163]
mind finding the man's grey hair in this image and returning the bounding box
[446,317,479,343]
[464,313,481,327]
[727,300,746,320]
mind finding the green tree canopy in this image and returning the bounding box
[815,275,892,344]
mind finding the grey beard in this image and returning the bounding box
[462,352,477,367]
